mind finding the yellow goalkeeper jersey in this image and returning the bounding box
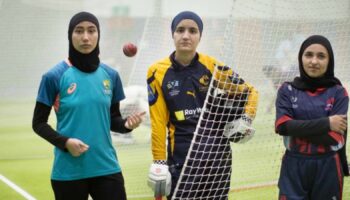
[147,52,258,164]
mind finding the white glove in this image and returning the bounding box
[223,115,255,143]
[147,163,172,197]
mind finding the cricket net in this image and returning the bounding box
[0,0,350,199]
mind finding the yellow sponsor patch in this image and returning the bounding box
[174,110,185,121]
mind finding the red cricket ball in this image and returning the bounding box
[123,42,137,57]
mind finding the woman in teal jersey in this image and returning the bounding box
[32,11,145,200]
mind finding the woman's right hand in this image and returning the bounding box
[65,138,89,157]
[329,115,347,135]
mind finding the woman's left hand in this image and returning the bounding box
[125,111,146,129]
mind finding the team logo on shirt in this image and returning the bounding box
[103,80,112,95]
[167,80,180,96]
[291,96,297,103]
[290,96,298,108]
[199,74,210,92]
[325,97,334,111]
[199,75,210,86]
[67,83,77,94]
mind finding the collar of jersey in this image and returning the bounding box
[170,51,199,71]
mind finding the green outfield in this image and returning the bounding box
[0,101,349,199]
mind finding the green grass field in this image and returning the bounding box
[0,100,349,199]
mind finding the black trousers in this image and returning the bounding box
[51,172,127,200]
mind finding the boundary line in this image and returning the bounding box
[0,174,36,200]
[0,174,277,199]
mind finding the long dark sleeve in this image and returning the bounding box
[277,118,338,145]
[32,102,69,150]
[277,117,329,136]
[110,102,132,133]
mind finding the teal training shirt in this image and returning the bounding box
[36,60,125,180]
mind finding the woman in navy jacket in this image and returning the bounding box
[275,35,348,200]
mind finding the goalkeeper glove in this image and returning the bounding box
[214,65,248,95]
[147,162,172,197]
[223,114,255,143]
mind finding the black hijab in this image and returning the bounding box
[68,12,100,73]
[291,35,341,91]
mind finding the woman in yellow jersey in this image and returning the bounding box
[146,11,258,200]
